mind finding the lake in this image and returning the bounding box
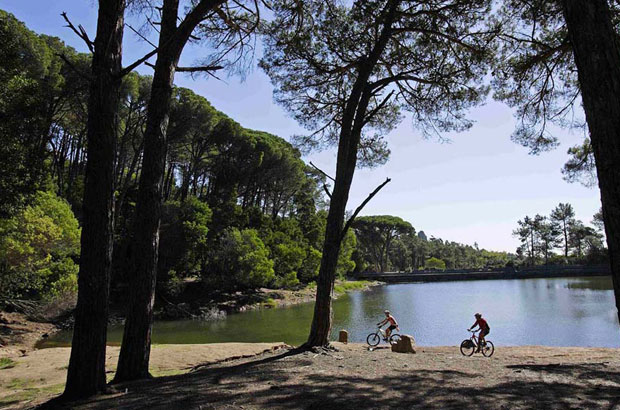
[40,276,620,348]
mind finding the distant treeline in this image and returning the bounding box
[513,203,607,266]
[351,215,514,273]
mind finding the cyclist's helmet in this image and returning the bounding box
[384,310,390,314]
[474,313,481,318]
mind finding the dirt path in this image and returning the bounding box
[4,343,619,409]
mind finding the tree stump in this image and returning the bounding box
[391,334,416,353]
[338,330,348,343]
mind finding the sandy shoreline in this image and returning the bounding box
[1,342,619,409]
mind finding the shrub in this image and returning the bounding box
[203,228,274,290]
[425,257,446,270]
[0,191,80,299]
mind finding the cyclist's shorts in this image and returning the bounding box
[388,325,397,331]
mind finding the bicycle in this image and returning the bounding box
[460,330,494,357]
[366,327,401,346]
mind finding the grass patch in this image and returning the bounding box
[260,298,278,308]
[6,377,36,390]
[0,382,64,406]
[0,357,17,370]
[334,280,370,294]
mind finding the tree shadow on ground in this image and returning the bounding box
[38,351,620,410]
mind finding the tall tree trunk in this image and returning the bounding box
[114,0,181,382]
[114,0,226,381]
[63,0,125,399]
[563,221,569,259]
[562,0,620,327]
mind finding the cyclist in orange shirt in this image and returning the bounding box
[377,310,399,340]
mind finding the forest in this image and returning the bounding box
[0,9,531,304]
[2,0,620,404]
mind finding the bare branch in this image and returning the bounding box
[323,184,332,199]
[61,12,94,53]
[176,65,224,72]
[309,161,335,182]
[341,177,391,242]
[119,48,159,77]
[126,23,158,49]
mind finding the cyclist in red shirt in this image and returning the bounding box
[468,313,490,352]
[377,310,399,340]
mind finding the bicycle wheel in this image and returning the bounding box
[367,332,381,346]
[389,333,401,344]
[481,340,494,357]
[460,339,475,356]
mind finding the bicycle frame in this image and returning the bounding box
[469,331,481,348]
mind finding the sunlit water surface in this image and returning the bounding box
[40,276,620,348]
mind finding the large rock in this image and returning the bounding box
[391,334,416,354]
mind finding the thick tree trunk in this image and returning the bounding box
[63,0,125,399]
[562,0,620,328]
[114,0,181,382]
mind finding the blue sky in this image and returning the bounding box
[2,0,601,252]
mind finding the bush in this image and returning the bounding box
[0,191,80,299]
[203,228,274,290]
[425,257,446,270]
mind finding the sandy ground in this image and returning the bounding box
[2,342,619,409]
[0,343,288,409]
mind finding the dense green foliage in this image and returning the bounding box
[0,10,76,217]
[0,10,354,300]
[0,191,80,299]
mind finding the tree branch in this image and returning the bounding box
[309,161,335,182]
[322,184,332,199]
[61,12,94,53]
[341,177,391,242]
[176,65,224,72]
[126,23,158,49]
[363,90,395,126]
[119,48,159,77]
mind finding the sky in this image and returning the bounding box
[1,0,602,252]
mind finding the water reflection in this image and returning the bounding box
[39,276,620,349]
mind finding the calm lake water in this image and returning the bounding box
[40,276,620,348]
